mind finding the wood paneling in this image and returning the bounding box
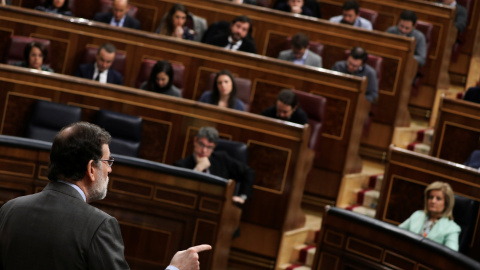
[375,146,480,261]
[0,135,240,269]
[0,64,317,268]
[431,97,480,164]
[314,207,480,269]
[318,0,457,117]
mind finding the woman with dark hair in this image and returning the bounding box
[158,4,195,40]
[14,42,54,72]
[35,0,73,16]
[140,60,181,97]
[399,181,461,251]
[198,69,245,111]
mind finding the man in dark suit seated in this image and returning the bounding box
[174,127,254,205]
[261,89,308,124]
[463,86,480,104]
[93,0,141,30]
[332,46,378,103]
[0,122,211,269]
[74,43,123,85]
[278,32,322,68]
[202,15,257,54]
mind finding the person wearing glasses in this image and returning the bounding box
[174,126,254,205]
[0,122,210,269]
[331,46,378,103]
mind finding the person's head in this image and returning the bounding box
[276,89,299,120]
[148,60,174,90]
[95,43,116,73]
[397,10,417,36]
[45,0,69,11]
[291,33,310,60]
[112,0,129,22]
[211,69,238,108]
[340,0,360,25]
[24,42,48,70]
[346,46,368,73]
[423,181,455,220]
[230,15,252,42]
[288,0,304,8]
[166,4,188,34]
[193,126,219,159]
[47,122,112,202]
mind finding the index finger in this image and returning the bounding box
[189,244,212,253]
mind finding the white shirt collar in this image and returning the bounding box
[58,180,87,202]
[93,63,108,83]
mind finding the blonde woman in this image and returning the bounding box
[399,181,461,251]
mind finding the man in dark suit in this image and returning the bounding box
[0,122,210,269]
[74,43,124,85]
[278,32,322,68]
[261,89,308,125]
[174,127,254,205]
[93,0,141,30]
[202,15,257,54]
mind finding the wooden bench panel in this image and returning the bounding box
[12,0,419,159]
[0,5,372,210]
[314,207,480,269]
[375,146,480,261]
[318,0,457,117]
[0,135,240,270]
[431,97,480,164]
[0,64,316,268]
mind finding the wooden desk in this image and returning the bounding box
[0,5,373,210]
[318,0,457,119]
[375,145,480,261]
[0,135,240,270]
[7,1,419,160]
[0,64,316,269]
[431,97,480,164]
[314,206,480,269]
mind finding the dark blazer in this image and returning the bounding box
[174,151,254,199]
[93,12,141,30]
[464,150,480,169]
[0,181,130,269]
[74,62,124,85]
[204,33,257,54]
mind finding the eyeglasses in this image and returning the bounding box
[196,141,215,150]
[101,158,115,167]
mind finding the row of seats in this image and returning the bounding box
[26,100,251,169]
[27,100,143,157]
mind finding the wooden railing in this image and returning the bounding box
[314,206,480,269]
[318,0,457,119]
[375,145,480,261]
[0,135,241,270]
[0,64,316,269]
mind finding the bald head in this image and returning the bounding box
[112,0,129,22]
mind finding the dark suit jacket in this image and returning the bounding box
[464,150,480,169]
[93,12,141,30]
[0,181,129,269]
[74,62,124,85]
[464,86,480,104]
[174,151,254,199]
[204,33,257,54]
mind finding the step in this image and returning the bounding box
[291,244,316,266]
[407,142,431,155]
[278,264,311,270]
[368,174,383,191]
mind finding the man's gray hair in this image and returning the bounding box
[196,127,219,144]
